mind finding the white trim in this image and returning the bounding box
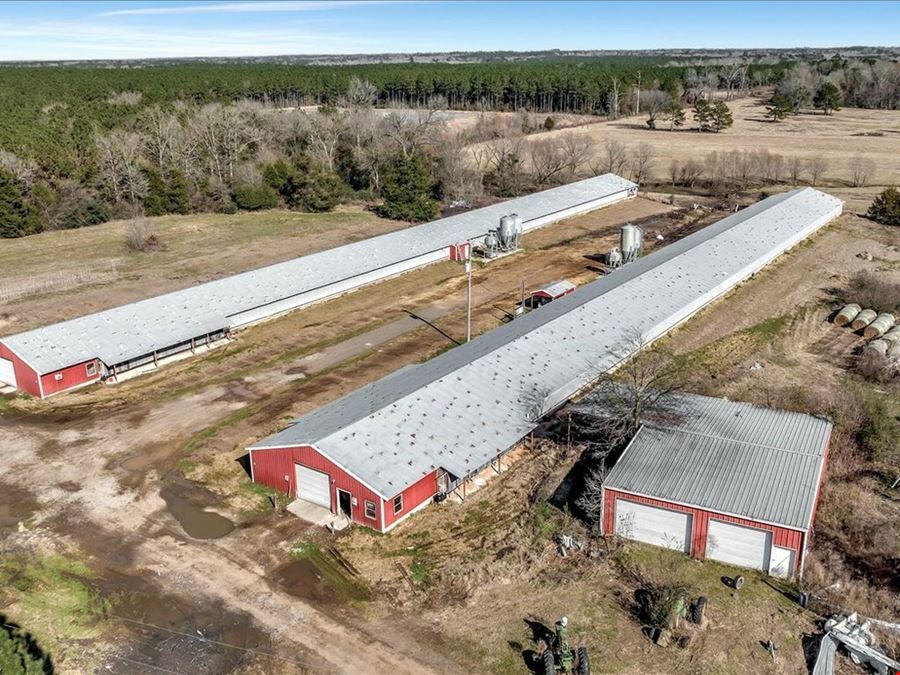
[363,499,377,521]
[251,442,388,499]
[0,341,42,378]
[248,448,255,483]
[806,429,831,531]
[607,486,808,535]
[381,491,437,533]
[336,487,353,517]
[392,493,404,515]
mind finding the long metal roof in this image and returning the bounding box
[1,174,636,374]
[602,392,831,530]
[251,188,842,498]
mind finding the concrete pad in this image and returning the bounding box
[287,499,351,531]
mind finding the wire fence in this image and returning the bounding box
[0,262,120,303]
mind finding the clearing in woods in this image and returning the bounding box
[480,95,900,186]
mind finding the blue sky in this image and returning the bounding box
[0,1,897,62]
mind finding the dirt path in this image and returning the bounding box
[0,197,680,672]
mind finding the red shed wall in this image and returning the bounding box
[39,360,101,397]
[602,489,805,575]
[251,445,437,532]
[382,470,440,531]
[0,343,41,397]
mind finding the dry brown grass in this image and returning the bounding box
[474,96,900,187]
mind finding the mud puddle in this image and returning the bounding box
[273,547,369,605]
[160,476,234,540]
[273,559,340,604]
[0,483,39,534]
[96,569,284,674]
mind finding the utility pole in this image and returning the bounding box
[465,255,473,342]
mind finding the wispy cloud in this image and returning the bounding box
[98,1,394,18]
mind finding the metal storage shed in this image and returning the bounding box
[248,188,842,533]
[0,174,636,398]
[599,391,832,578]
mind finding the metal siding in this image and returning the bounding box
[597,390,832,531]
[604,489,803,575]
[4,176,635,375]
[381,470,439,530]
[252,189,842,497]
[0,343,40,397]
[251,444,387,531]
[39,360,101,397]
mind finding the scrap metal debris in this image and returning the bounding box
[813,613,900,675]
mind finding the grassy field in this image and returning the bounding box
[0,205,408,334]
[482,96,900,187]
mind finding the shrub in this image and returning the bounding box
[377,155,439,222]
[0,615,53,674]
[232,183,278,210]
[124,219,159,253]
[867,187,900,226]
[845,270,900,313]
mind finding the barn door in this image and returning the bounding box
[0,358,17,388]
[294,464,331,509]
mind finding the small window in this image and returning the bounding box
[86,362,97,377]
[392,494,403,515]
[364,500,376,520]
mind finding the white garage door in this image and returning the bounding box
[615,499,692,553]
[294,464,331,509]
[0,358,16,388]
[706,520,771,571]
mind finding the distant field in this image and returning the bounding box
[0,206,407,335]
[482,96,900,186]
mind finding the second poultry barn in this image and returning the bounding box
[248,188,842,534]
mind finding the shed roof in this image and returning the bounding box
[1,174,635,374]
[534,280,576,298]
[251,188,842,498]
[602,392,832,530]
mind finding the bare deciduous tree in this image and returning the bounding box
[0,150,37,189]
[306,109,345,172]
[95,130,148,204]
[189,102,266,184]
[529,138,569,187]
[849,156,876,188]
[438,132,483,204]
[591,138,629,176]
[787,155,806,184]
[484,136,526,196]
[382,96,447,158]
[807,156,829,187]
[630,143,655,185]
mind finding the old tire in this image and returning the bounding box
[691,596,707,624]
[733,575,745,590]
[541,649,555,675]
[576,647,590,675]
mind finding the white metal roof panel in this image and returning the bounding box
[602,391,831,530]
[252,188,842,498]
[535,280,576,297]
[1,174,636,373]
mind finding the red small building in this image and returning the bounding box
[597,393,831,579]
[249,442,443,532]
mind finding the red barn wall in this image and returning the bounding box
[251,444,438,532]
[382,470,439,531]
[0,343,41,398]
[602,489,806,575]
[39,360,101,397]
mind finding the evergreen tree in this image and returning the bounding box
[813,81,842,115]
[764,93,792,122]
[232,183,279,210]
[0,169,41,238]
[711,101,734,132]
[0,615,53,674]
[377,155,439,222]
[867,187,900,226]
[692,99,713,132]
[666,100,686,130]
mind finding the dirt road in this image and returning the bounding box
[0,196,678,672]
